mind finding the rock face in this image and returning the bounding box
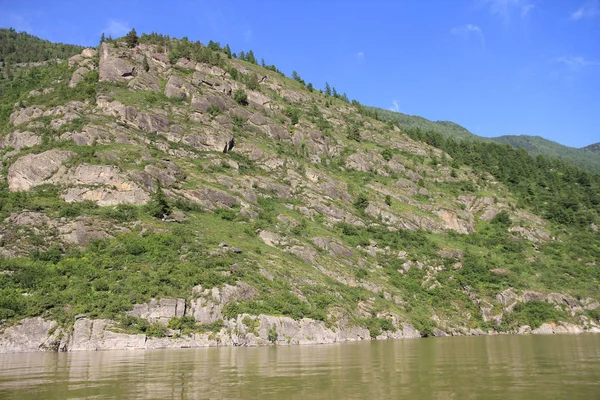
[99,42,136,82]
[7,150,76,191]
[68,319,146,351]
[0,318,61,354]
[61,165,150,206]
[189,283,258,324]
[0,131,41,151]
[128,298,186,325]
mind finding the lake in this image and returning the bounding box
[0,334,599,399]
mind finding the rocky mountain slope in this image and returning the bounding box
[0,33,599,353]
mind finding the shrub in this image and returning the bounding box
[145,181,170,219]
[234,89,248,105]
[353,193,369,212]
[267,325,278,343]
[283,107,300,125]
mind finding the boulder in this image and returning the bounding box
[98,42,136,82]
[7,150,76,191]
[9,106,44,126]
[128,71,161,92]
[164,75,195,99]
[0,318,61,354]
[0,131,40,151]
[61,165,150,206]
[128,298,186,325]
[57,217,113,245]
[189,283,258,324]
[69,319,146,351]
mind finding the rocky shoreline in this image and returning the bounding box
[2,283,599,354]
[0,314,598,355]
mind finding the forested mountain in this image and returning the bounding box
[490,135,600,174]
[0,30,598,353]
[584,142,600,153]
[0,28,83,64]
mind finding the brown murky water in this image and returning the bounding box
[0,334,599,399]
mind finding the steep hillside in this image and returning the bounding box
[0,32,599,352]
[491,135,600,174]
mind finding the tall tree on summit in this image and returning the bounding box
[125,29,138,48]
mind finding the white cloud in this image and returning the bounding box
[355,51,365,60]
[482,0,535,20]
[521,4,535,17]
[244,29,252,41]
[554,56,600,68]
[103,19,130,38]
[451,24,485,47]
[571,1,600,20]
[390,100,400,112]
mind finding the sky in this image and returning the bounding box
[0,0,599,148]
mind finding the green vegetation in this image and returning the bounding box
[0,30,597,341]
[491,135,600,174]
[0,28,83,64]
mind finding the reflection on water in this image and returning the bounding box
[0,334,599,399]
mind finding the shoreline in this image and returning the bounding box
[1,315,598,355]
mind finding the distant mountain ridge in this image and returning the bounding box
[370,107,600,174]
[583,142,600,153]
[489,135,600,174]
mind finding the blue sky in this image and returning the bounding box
[1,0,599,148]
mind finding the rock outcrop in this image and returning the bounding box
[7,150,76,191]
[0,318,61,354]
[99,42,136,82]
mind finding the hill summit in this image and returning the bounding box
[0,31,598,353]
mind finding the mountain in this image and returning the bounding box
[367,107,479,141]
[584,142,600,153]
[0,31,598,353]
[369,109,600,174]
[490,135,600,174]
[0,28,84,64]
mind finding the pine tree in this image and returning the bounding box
[224,44,232,58]
[100,32,105,45]
[142,55,149,72]
[246,50,256,64]
[125,28,138,48]
[146,180,170,219]
[325,82,332,96]
[239,50,245,60]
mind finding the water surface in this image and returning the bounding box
[0,334,599,399]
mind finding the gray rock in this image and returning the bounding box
[128,71,161,92]
[0,131,40,151]
[189,283,258,324]
[164,75,195,99]
[0,318,61,354]
[128,298,186,325]
[57,217,112,246]
[7,150,76,191]
[99,43,136,82]
[69,319,146,351]
[9,106,44,126]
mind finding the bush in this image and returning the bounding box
[283,107,300,125]
[501,301,566,330]
[353,193,369,212]
[267,325,278,343]
[234,89,248,105]
[145,181,170,219]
